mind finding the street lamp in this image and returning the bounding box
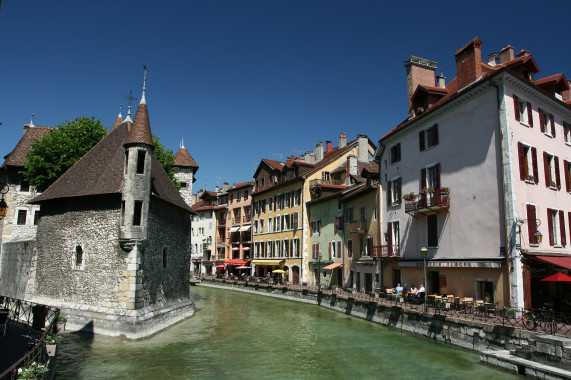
[421,246,428,313]
[317,254,322,290]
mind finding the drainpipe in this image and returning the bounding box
[492,75,523,308]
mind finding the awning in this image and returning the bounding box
[232,247,239,251]
[308,259,333,265]
[242,247,250,250]
[225,259,247,265]
[251,259,284,266]
[536,256,571,270]
[239,225,251,231]
[323,263,343,270]
[229,227,240,232]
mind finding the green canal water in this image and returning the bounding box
[56,286,518,379]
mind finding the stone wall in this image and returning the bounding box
[143,197,191,306]
[0,236,37,300]
[35,195,125,308]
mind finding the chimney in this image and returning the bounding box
[215,185,220,193]
[357,135,368,163]
[488,52,499,66]
[315,142,324,162]
[405,56,437,117]
[222,182,229,192]
[339,133,347,149]
[516,49,530,58]
[499,45,514,63]
[436,71,446,88]
[326,141,332,152]
[304,150,315,164]
[345,156,358,185]
[455,37,482,90]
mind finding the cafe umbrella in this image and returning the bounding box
[540,272,571,312]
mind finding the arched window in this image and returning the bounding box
[162,247,167,269]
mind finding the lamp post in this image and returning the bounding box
[317,254,322,290]
[421,246,428,313]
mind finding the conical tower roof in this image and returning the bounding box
[125,102,154,148]
[173,139,199,169]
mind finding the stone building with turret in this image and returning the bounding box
[173,140,199,206]
[29,73,194,339]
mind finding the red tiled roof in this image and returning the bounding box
[192,199,215,211]
[125,103,154,148]
[535,73,569,90]
[264,159,284,171]
[111,114,123,130]
[229,181,254,190]
[30,122,191,212]
[173,146,199,168]
[1,126,54,169]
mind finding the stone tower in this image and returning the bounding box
[120,69,155,246]
[173,139,199,207]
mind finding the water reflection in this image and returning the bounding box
[56,286,517,379]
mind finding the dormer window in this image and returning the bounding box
[136,150,146,174]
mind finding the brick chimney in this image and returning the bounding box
[455,37,482,90]
[499,45,514,63]
[516,49,530,58]
[315,142,324,162]
[339,133,347,149]
[326,141,332,152]
[405,56,437,117]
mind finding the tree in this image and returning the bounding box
[152,134,180,189]
[24,117,107,192]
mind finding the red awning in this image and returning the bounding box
[225,259,248,265]
[322,263,343,270]
[536,256,571,270]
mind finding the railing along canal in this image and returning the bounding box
[0,296,60,380]
[196,275,571,337]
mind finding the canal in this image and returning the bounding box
[56,286,518,379]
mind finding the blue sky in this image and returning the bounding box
[1,1,569,191]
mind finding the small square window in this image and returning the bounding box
[17,210,27,225]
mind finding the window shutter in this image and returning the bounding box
[397,177,402,202]
[518,143,525,180]
[419,131,425,151]
[547,209,554,246]
[539,109,545,132]
[396,143,401,162]
[329,242,332,259]
[555,156,561,189]
[433,124,439,146]
[560,211,566,247]
[420,168,426,190]
[334,216,338,232]
[435,163,441,189]
[310,222,313,235]
[387,222,392,255]
[531,147,539,184]
[513,95,520,121]
[368,238,373,256]
[544,152,550,187]
[527,102,533,128]
[386,181,392,205]
[550,114,556,137]
[526,204,537,244]
[337,241,341,259]
[318,220,321,233]
[566,161,571,192]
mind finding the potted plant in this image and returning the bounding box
[15,362,48,379]
[403,192,415,201]
[45,334,62,357]
[439,187,449,193]
[56,315,67,332]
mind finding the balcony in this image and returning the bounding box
[217,219,226,227]
[243,215,251,223]
[405,189,450,216]
[309,179,343,188]
[232,217,242,225]
[370,245,400,258]
[347,221,366,234]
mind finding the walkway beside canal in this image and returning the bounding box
[197,277,571,379]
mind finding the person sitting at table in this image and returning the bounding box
[395,283,403,295]
[410,286,418,295]
[415,285,425,299]
[403,283,411,294]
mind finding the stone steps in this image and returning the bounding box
[481,350,571,379]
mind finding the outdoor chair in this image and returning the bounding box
[0,309,9,337]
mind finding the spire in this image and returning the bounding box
[125,67,154,148]
[141,65,147,105]
[111,104,124,130]
[29,114,35,128]
[125,105,132,122]
[124,90,137,123]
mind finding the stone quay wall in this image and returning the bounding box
[199,279,571,376]
[0,236,37,300]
